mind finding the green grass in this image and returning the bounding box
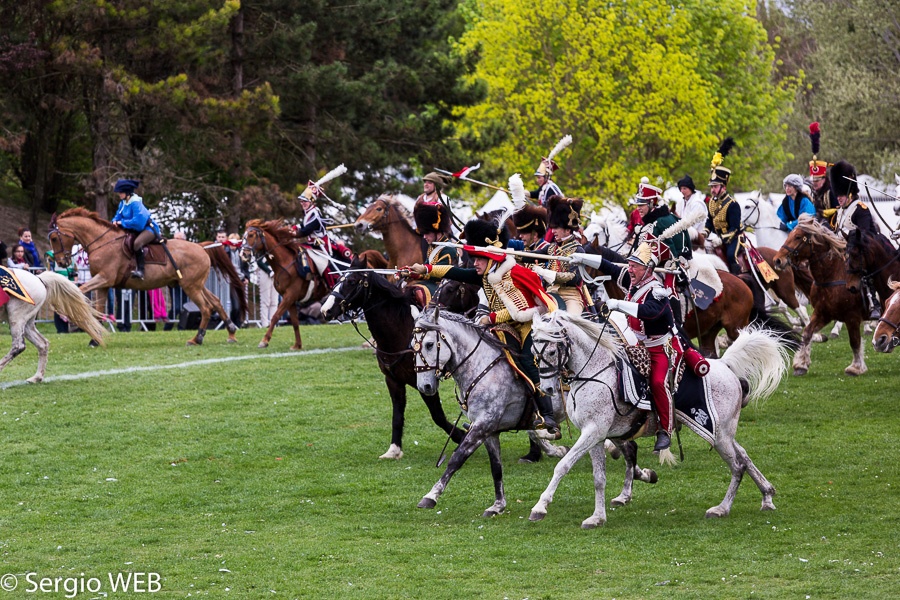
[0,324,898,599]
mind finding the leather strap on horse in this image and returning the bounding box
[160,239,183,279]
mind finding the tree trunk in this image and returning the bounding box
[226,8,245,233]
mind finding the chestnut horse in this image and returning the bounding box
[844,228,900,353]
[873,280,900,352]
[354,195,425,268]
[242,219,335,350]
[773,215,868,376]
[49,208,245,345]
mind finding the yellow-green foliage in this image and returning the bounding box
[456,0,797,204]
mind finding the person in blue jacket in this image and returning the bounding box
[111,179,160,279]
[776,173,816,232]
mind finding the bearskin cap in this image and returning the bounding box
[463,217,509,249]
[830,160,859,197]
[413,202,452,235]
[512,204,548,236]
[547,195,583,230]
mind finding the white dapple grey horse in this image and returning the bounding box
[529,311,790,528]
[1,269,106,383]
[411,307,582,517]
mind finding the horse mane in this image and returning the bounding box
[376,194,416,230]
[59,207,114,227]
[247,218,301,252]
[532,311,624,358]
[417,306,514,353]
[794,214,846,252]
[367,271,416,303]
[889,277,900,292]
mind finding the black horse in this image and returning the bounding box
[845,227,900,311]
[320,265,466,459]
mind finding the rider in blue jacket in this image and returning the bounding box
[111,179,160,279]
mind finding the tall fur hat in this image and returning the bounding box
[830,160,859,197]
[547,195,583,231]
[413,201,452,235]
[512,204,548,236]
[462,217,510,260]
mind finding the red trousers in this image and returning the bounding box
[647,344,674,433]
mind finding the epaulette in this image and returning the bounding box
[859,202,868,209]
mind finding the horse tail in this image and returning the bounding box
[204,245,248,318]
[719,324,789,406]
[37,271,106,346]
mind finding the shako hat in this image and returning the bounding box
[708,137,736,187]
[808,122,829,180]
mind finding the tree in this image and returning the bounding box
[455,0,796,203]
[789,0,900,177]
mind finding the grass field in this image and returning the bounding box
[0,323,898,599]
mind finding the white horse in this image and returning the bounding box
[529,311,789,528]
[583,208,630,255]
[1,269,106,383]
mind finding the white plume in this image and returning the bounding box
[508,173,526,212]
[547,135,573,161]
[315,163,348,188]
[659,201,708,241]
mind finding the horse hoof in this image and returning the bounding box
[581,518,605,529]
[844,366,866,376]
[610,497,628,508]
[644,469,659,484]
[186,340,199,346]
[88,340,100,348]
[417,497,437,509]
[705,506,729,518]
[829,332,839,340]
[761,502,777,511]
[291,345,302,351]
[227,337,238,344]
[26,376,43,384]
[528,511,546,522]
[604,440,622,460]
[258,341,269,349]
[792,367,808,376]
[482,507,504,518]
[518,454,541,464]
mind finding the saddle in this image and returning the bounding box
[298,245,339,287]
[122,234,167,265]
[616,347,718,445]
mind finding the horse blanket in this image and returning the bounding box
[0,265,35,306]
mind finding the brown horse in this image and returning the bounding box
[354,195,425,268]
[873,279,900,352]
[242,219,335,350]
[49,208,245,345]
[773,216,868,375]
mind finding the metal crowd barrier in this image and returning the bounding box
[24,265,275,331]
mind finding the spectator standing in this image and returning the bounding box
[18,228,43,269]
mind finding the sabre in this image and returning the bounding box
[326,223,357,230]
[434,168,511,195]
[433,241,612,279]
[340,268,410,276]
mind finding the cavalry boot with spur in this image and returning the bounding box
[533,391,561,440]
[131,251,145,279]
[654,430,671,453]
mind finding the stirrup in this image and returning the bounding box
[653,431,671,453]
[130,270,144,279]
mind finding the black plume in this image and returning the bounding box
[809,122,821,154]
[717,137,736,158]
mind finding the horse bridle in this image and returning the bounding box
[328,272,374,316]
[779,234,813,266]
[877,316,900,348]
[48,222,121,266]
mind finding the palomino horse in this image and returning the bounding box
[873,279,900,352]
[320,267,468,458]
[773,215,868,376]
[49,208,244,345]
[1,269,106,383]
[354,195,424,268]
[243,219,335,350]
[529,311,788,528]
[412,307,569,516]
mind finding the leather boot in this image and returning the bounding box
[654,430,671,453]
[131,251,145,279]
[866,288,881,320]
[532,391,561,439]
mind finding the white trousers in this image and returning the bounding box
[257,270,280,328]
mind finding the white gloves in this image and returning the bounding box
[606,299,620,311]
